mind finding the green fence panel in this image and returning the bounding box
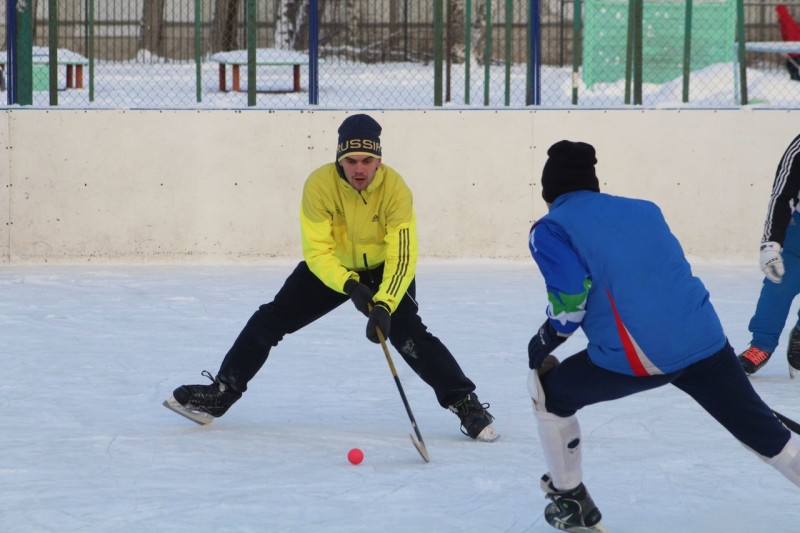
[583,0,736,87]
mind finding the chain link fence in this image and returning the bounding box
[2,0,799,108]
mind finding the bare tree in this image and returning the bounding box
[139,0,167,58]
[212,0,241,52]
[344,0,361,60]
[448,0,466,64]
[274,0,310,50]
[471,0,489,66]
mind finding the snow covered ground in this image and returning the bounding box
[2,259,799,532]
[3,58,800,109]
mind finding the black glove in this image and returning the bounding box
[528,320,567,369]
[366,303,391,344]
[344,279,375,317]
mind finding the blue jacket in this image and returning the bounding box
[529,191,726,376]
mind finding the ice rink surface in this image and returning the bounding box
[2,259,799,532]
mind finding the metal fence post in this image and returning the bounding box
[247,0,256,107]
[736,0,748,105]
[17,0,33,105]
[434,0,443,106]
[528,0,541,105]
[571,0,581,105]
[682,0,693,103]
[49,0,58,106]
[465,0,472,105]
[504,0,511,106]
[88,0,94,102]
[6,0,18,104]
[195,0,202,103]
[309,0,319,105]
[484,0,492,106]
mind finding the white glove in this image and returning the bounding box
[760,241,785,283]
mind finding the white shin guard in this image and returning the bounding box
[535,409,583,491]
[765,437,800,487]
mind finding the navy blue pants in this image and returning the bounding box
[217,261,475,407]
[540,341,791,457]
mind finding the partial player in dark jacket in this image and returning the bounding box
[526,140,800,533]
[163,114,497,443]
[738,133,800,376]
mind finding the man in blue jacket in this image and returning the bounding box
[527,140,800,532]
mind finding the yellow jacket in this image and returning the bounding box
[300,162,418,313]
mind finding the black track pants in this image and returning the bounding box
[217,261,475,407]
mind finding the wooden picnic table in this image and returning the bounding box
[210,48,320,93]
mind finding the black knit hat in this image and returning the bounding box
[336,114,382,161]
[541,140,600,203]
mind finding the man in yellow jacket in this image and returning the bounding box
[165,114,497,442]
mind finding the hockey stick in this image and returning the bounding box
[773,409,800,435]
[375,326,430,463]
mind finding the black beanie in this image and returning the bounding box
[336,114,382,161]
[541,140,600,203]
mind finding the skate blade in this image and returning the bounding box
[476,424,500,442]
[410,434,430,463]
[551,522,608,533]
[163,395,215,425]
[790,362,800,379]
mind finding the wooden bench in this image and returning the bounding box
[209,48,320,93]
[0,47,89,91]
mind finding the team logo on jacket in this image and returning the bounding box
[371,214,379,222]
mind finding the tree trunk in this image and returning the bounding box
[472,0,487,66]
[345,0,361,60]
[449,0,466,64]
[139,0,167,57]
[32,0,40,39]
[274,0,310,50]
[386,0,399,60]
[274,0,295,49]
[212,0,241,53]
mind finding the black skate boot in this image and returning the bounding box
[163,370,242,425]
[738,345,772,375]
[788,327,800,379]
[540,474,606,533]
[448,393,498,442]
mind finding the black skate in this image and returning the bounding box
[788,327,800,379]
[738,345,772,375]
[541,474,606,533]
[163,370,242,425]
[449,393,498,442]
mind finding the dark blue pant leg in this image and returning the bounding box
[671,343,790,458]
[540,350,674,417]
[542,343,791,459]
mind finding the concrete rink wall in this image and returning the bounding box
[0,108,796,264]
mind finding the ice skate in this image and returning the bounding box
[738,345,772,375]
[449,393,498,442]
[163,370,242,425]
[788,327,800,379]
[540,474,607,533]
